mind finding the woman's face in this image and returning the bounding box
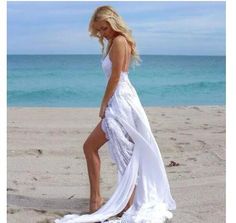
[94,20,117,40]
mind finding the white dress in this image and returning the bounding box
[55,46,176,223]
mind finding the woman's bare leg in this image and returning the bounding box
[117,186,136,217]
[83,119,108,213]
[126,186,136,210]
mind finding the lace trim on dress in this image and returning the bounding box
[101,115,135,176]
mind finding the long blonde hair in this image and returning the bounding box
[88,5,141,66]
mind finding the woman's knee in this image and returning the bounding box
[83,139,98,157]
[83,140,91,156]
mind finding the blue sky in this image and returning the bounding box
[7,1,225,55]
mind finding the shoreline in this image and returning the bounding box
[7,104,225,109]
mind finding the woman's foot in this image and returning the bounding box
[89,196,105,213]
[116,187,136,217]
[116,202,131,217]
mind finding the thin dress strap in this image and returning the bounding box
[103,43,112,60]
[123,39,127,72]
[123,39,130,73]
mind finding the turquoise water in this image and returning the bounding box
[7,55,225,107]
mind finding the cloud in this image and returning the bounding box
[7,1,225,55]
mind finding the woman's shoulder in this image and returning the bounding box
[110,35,128,54]
[112,35,127,46]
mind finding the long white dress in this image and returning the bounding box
[55,45,176,223]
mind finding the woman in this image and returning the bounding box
[55,5,176,223]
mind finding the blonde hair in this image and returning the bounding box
[88,5,142,66]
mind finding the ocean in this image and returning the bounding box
[7,55,225,107]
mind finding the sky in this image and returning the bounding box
[7,1,226,56]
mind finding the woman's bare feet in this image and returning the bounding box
[89,197,105,213]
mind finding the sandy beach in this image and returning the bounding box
[7,105,225,223]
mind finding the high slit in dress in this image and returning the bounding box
[55,39,176,223]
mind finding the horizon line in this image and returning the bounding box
[7,53,226,57]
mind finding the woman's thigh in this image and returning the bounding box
[83,119,108,153]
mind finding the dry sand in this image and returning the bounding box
[7,106,225,223]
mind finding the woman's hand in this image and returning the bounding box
[99,103,107,119]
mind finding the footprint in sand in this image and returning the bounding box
[187,157,197,161]
[13,180,18,185]
[176,142,190,145]
[168,171,177,173]
[183,170,191,173]
[33,209,47,214]
[197,139,206,145]
[7,187,18,192]
[179,133,192,136]
[213,130,226,134]
[191,106,202,112]
[7,208,20,214]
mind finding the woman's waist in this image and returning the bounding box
[106,71,129,81]
[116,79,137,97]
[106,72,137,101]
[117,72,131,84]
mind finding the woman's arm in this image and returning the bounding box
[99,36,126,118]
